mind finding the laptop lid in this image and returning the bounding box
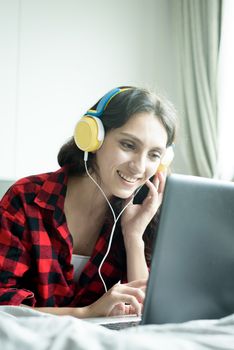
[142,174,234,325]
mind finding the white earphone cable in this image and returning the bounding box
[84,152,143,292]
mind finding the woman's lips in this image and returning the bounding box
[117,170,140,184]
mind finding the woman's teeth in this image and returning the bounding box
[117,170,138,183]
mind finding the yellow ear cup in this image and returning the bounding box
[74,116,104,152]
[157,163,167,173]
[157,146,174,173]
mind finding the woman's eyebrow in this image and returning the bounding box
[119,132,165,152]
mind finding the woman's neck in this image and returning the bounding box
[64,174,114,255]
[65,174,110,218]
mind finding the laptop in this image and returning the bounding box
[86,174,234,329]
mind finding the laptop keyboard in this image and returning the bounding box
[101,320,140,330]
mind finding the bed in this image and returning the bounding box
[0,306,234,350]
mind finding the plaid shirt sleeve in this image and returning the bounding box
[0,188,35,305]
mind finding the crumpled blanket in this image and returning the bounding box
[0,306,234,350]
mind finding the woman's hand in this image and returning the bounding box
[84,279,146,318]
[26,280,146,319]
[121,171,166,243]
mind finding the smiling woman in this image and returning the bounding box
[95,112,168,199]
[0,86,178,319]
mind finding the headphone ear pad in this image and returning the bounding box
[74,115,105,152]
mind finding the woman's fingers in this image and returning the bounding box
[109,302,141,316]
[154,171,166,194]
[88,280,146,317]
[109,302,126,316]
[144,172,166,203]
[110,284,145,303]
[108,282,145,316]
[108,293,141,316]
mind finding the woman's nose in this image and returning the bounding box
[129,154,147,174]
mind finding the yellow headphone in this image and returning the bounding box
[157,145,174,173]
[74,87,131,152]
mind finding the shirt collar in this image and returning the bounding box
[34,166,69,224]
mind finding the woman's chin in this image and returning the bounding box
[112,188,136,200]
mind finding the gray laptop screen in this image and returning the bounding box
[142,174,234,324]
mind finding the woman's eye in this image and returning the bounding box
[120,141,135,150]
[149,153,161,161]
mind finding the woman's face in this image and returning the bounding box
[95,112,168,199]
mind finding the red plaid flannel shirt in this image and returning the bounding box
[0,166,126,307]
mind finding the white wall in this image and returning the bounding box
[0,0,177,179]
[0,1,19,178]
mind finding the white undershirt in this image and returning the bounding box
[71,254,90,282]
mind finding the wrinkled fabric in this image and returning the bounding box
[0,306,234,350]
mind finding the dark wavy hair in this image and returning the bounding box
[58,86,178,265]
[58,86,177,174]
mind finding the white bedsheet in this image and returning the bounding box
[0,306,234,350]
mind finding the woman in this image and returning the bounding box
[0,86,177,318]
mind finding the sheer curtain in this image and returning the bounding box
[217,0,234,181]
[172,0,222,177]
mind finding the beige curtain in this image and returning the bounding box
[172,0,222,177]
